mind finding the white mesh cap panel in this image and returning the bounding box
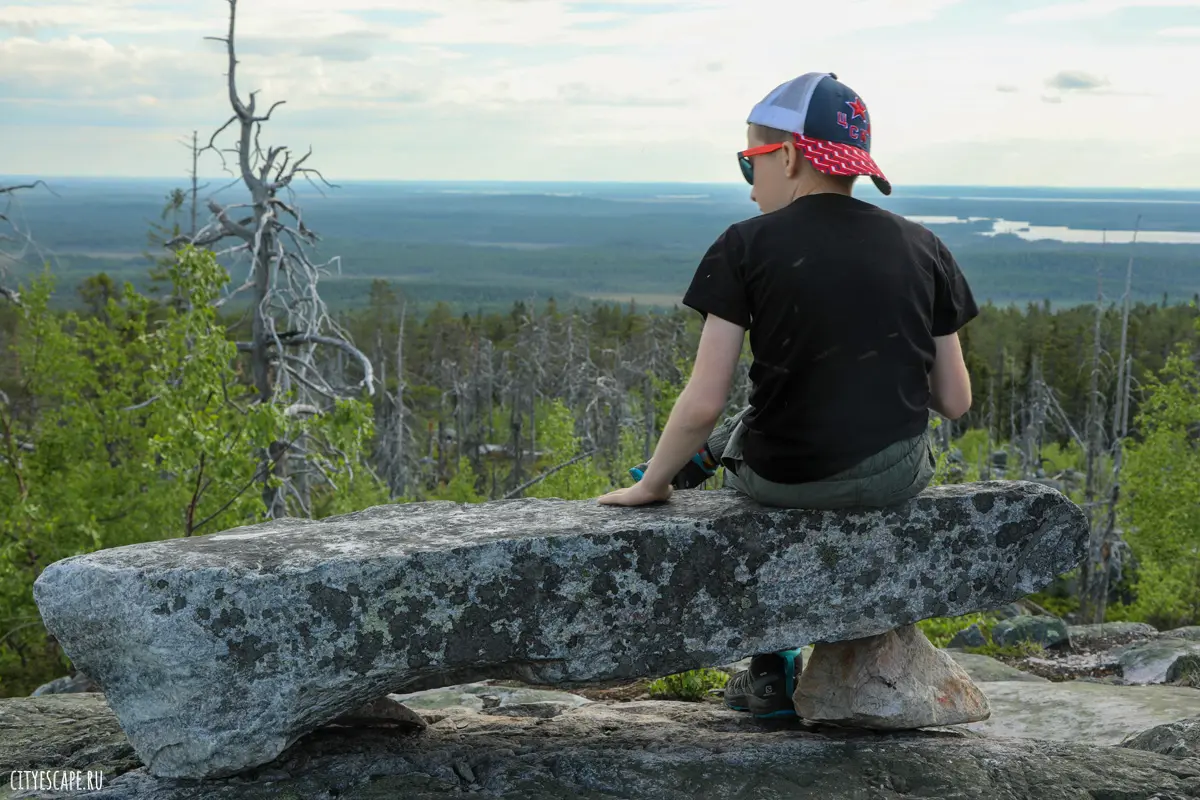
[745,73,827,135]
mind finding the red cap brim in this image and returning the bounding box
[795,135,892,196]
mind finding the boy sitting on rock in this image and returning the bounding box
[598,72,978,719]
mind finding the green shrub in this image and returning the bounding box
[647,668,729,702]
[1120,324,1200,629]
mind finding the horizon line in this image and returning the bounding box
[2,175,1200,193]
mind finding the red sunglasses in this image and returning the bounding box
[737,142,792,185]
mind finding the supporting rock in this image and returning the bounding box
[32,481,1086,779]
[794,624,991,729]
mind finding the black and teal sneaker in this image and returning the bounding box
[723,649,803,719]
[629,445,718,489]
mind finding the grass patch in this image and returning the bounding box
[647,668,729,702]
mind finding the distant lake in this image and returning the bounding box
[906,216,1200,245]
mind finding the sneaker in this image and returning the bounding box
[629,446,718,490]
[723,649,804,719]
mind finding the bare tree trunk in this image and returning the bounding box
[1111,221,1138,443]
[1090,221,1139,622]
[190,130,200,237]
[1009,354,1018,452]
[0,181,51,305]
[1022,355,1046,479]
[510,401,523,490]
[1080,245,1107,623]
[643,373,655,460]
[394,302,408,498]
[983,376,995,480]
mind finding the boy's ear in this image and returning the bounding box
[783,141,804,178]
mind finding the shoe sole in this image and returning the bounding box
[752,708,797,719]
[725,701,796,719]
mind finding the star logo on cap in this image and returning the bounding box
[846,97,867,121]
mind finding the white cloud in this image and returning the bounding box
[1,0,1198,186]
[1007,0,1200,23]
[1044,70,1110,91]
[1159,24,1200,34]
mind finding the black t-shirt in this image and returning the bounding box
[682,192,978,484]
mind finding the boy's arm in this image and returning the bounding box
[598,315,744,505]
[929,332,972,420]
[928,236,977,421]
[640,315,744,484]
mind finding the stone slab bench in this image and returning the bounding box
[33,480,1087,779]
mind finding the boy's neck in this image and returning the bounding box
[790,182,854,202]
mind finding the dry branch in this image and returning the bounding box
[161,0,374,518]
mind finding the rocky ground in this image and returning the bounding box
[977,620,1200,685]
[3,693,1200,800]
[8,616,1200,799]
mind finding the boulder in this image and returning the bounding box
[5,694,1200,800]
[1115,638,1200,685]
[991,615,1070,648]
[946,652,1049,683]
[1167,654,1200,686]
[947,622,987,649]
[30,672,99,696]
[1164,626,1200,641]
[793,625,991,729]
[1122,717,1200,759]
[995,602,1030,619]
[32,481,1087,779]
[1066,622,1158,650]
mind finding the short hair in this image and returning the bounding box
[749,123,858,191]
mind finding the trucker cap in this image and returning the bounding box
[747,72,891,195]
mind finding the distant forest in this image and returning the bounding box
[4,178,1200,312]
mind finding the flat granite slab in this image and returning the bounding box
[33,481,1087,779]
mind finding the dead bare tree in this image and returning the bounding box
[1086,221,1141,621]
[169,0,374,517]
[1021,355,1048,479]
[0,181,52,305]
[372,301,413,498]
[1078,242,1107,622]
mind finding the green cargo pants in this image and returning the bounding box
[710,408,935,510]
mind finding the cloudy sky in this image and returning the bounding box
[2,0,1198,187]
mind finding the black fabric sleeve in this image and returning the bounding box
[931,237,979,336]
[681,226,752,328]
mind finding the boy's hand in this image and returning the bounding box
[597,481,673,507]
